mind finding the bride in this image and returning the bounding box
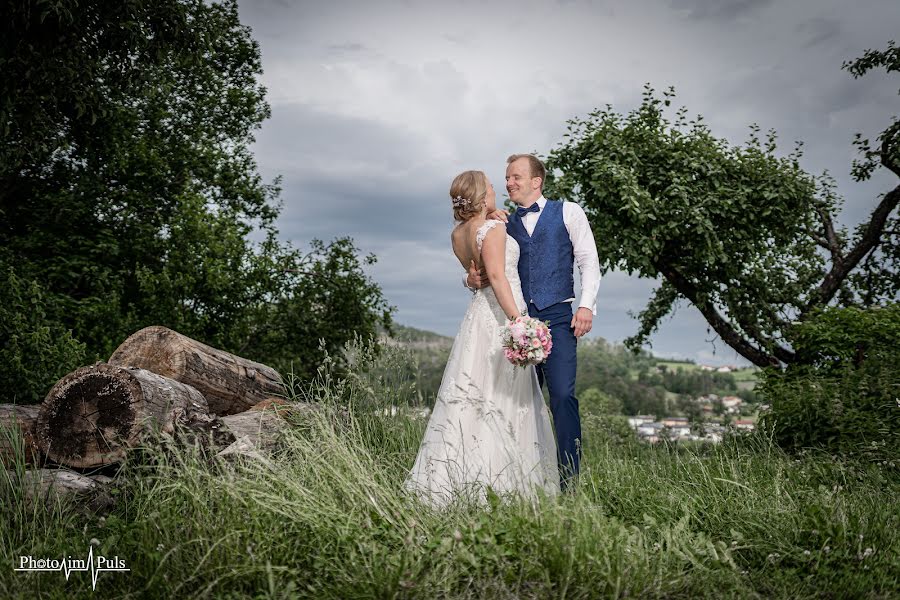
[404,170,559,508]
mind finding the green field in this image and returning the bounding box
[2,343,896,598]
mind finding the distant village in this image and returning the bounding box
[697,364,742,373]
[627,392,764,444]
[385,389,765,444]
[382,331,766,444]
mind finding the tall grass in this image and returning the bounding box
[1,340,898,598]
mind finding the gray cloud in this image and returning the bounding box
[238,0,899,365]
[669,0,772,21]
[325,43,368,55]
[797,17,842,47]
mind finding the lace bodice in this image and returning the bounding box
[474,220,526,315]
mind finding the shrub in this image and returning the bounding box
[583,414,636,449]
[580,387,623,415]
[758,304,900,460]
[0,266,87,404]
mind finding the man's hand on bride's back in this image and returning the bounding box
[467,259,490,289]
[487,209,509,223]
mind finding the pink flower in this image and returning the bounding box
[500,315,553,367]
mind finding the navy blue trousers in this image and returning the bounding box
[529,301,581,489]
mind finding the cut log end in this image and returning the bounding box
[36,363,212,469]
[36,364,140,468]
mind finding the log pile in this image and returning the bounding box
[1,326,296,511]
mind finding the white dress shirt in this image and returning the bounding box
[463,196,602,314]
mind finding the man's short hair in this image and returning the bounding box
[507,154,546,185]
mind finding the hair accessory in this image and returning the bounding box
[452,195,472,208]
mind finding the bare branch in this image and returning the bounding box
[814,205,843,260]
[811,233,832,251]
[654,260,784,368]
[803,184,900,313]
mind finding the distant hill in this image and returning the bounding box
[382,323,757,410]
[380,324,453,350]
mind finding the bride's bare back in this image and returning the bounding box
[450,218,486,271]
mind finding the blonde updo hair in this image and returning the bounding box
[449,170,488,222]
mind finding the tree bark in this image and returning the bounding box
[108,326,284,416]
[218,410,289,454]
[0,404,41,466]
[654,260,783,368]
[35,363,215,469]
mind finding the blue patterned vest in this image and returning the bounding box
[507,200,575,311]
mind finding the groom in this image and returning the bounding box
[466,153,601,490]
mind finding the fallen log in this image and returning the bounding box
[13,468,114,513]
[35,363,215,469]
[218,409,290,455]
[212,399,321,464]
[108,326,284,416]
[0,404,41,466]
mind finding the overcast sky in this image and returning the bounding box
[236,0,898,366]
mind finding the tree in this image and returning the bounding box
[544,41,899,368]
[0,0,393,395]
[1,0,279,354]
[242,238,395,382]
[758,304,900,459]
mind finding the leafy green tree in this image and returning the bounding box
[1,0,279,355]
[841,42,900,307]
[544,41,899,367]
[243,238,395,381]
[0,0,393,387]
[676,394,703,423]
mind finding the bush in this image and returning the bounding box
[758,304,900,460]
[0,266,87,404]
[583,414,636,449]
[580,387,623,415]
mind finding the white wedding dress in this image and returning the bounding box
[404,220,560,508]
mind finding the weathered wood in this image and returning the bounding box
[0,404,41,466]
[108,326,284,416]
[35,363,215,469]
[14,468,114,512]
[219,410,289,454]
[213,401,310,465]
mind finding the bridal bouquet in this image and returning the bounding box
[501,314,552,367]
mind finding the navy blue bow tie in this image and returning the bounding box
[515,203,540,218]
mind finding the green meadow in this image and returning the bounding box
[2,342,897,599]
